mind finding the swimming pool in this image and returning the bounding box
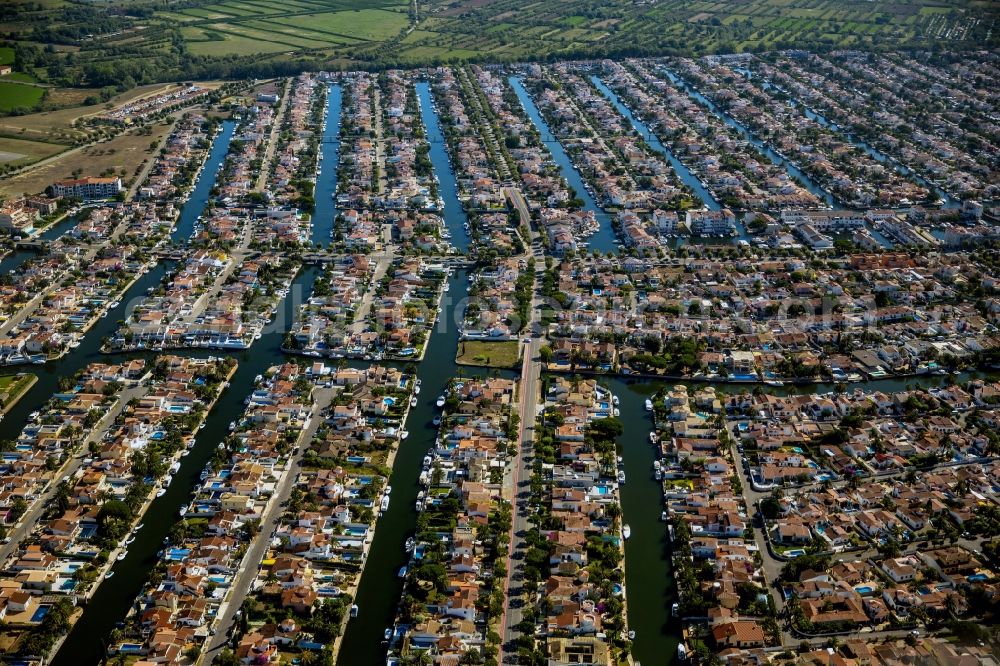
[382,397,396,407]
[30,605,51,623]
[855,585,874,595]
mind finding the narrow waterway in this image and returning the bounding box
[507,76,618,253]
[337,269,468,665]
[38,213,80,241]
[730,69,959,209]
[0,263,170,442]
[52,266,321,665]
[657,68,894,247]
[312,84,342,245]
[636,71,834,209]
[590,75,720,212]
[603,376,681,666]
[1,213,81,276]
[415,81,470,252]
[171,119,237,243]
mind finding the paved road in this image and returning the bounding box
[200,387,334,664]
[0,382,149,563]
[125,116,181,202]
[497,204,545,664]
[255,79,291,192]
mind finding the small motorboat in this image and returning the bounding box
[398,566,407,579]
[661,511,667,521]
[405,537,416,552]
[410,396,418,407]
[436,395,446,408]
[156,488,167,498]
[105,571,115,580]
[399,430,409,440]
[350,604,359,618]
[628,630,636,640]
[117,551,127,561]
[380,495,390,512]
[622,524,631,539]
[644,399,653,411]
[178,506,188,517]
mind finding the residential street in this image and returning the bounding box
[199,386,334,665]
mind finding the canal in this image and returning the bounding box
[656,67,894,247]
[590,75,720,213]
[730,67,959,209]
[603,375,681,666]
[637,71,834,209]
[0,262,169,442]
[51,266,321,665]
[337,269,469,665]
[171,119,237,243]
[312,84,343,245]
[0,213,82,276]
[415,81,471,252]
[507,75,618,254]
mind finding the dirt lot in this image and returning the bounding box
[0,121,173,198]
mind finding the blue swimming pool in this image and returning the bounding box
[855,585,874,595]
[30,605,51,623]
[382,397,396,407]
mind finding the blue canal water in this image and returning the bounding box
[336,269,470,666]
[657,67,893,248]
[730,68,958,209]
[171,119,237,243]
[312,84,342,245]
[589,75,757,244]
[643,71,836,208]
[589,75,720,212]
[416,81,470,252]
[507,75,618,253]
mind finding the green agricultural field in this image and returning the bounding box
[0,0,995,96]
[0,82,44,113]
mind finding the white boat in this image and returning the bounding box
[228,421,236,431]
[432,415,441,426]
[410,396,418,407]
[677,644,687,661]
[644,399,653,411]
[156,488,167,498]
[117,551,127,561]
[399,430,409,440]
[436,395,446,408]
[649,432,659,444]
[415,499,423,511]
[617,470,625,484]
[163,475,172,487]
[413,385,420,395]
[671,602,679,617]
[105,571,115,580]
[383,627,392,641]
[380,496,390,512]
[350,604,359,618]
[125,536,135,545]
[110,301,121,308]
[622,524,631,539]
[178,506,188,517]
[661,511,667,522]
[628,630,636,640]
[612,395,619,406]
[405,537,416,552]
[385,485,392,495]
